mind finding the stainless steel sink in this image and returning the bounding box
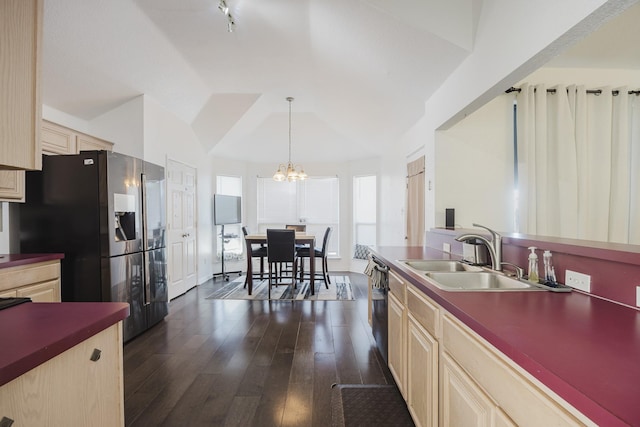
[424,272,542,292]
[399,260,483,272]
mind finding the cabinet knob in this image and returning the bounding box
[90,348,102,362]
[0,416,15,427]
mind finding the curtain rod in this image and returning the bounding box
[506,86,640,96]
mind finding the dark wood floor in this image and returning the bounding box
[123,272,393,426]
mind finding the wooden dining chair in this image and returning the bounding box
[266,229,298,299]
[285,224,306,232]
[242,226,267,288]
[297,226,332,289]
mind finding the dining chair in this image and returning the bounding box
[242,226,267,288]
[297,226,332,289]
[266,229,298,299]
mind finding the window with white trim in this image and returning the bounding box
[257,176,340,257]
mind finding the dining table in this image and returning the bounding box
[244,233,316,296]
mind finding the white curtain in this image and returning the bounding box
[516,84,640,244]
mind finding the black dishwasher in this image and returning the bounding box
[368,256,390,363]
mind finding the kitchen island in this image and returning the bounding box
[372,246,640,427]
[0,301,129,426]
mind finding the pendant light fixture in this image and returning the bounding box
[273,97,307,182]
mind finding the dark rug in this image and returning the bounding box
[331,384,415,427]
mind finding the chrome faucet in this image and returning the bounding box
[455,223,503,271]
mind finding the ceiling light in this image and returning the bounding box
[274,97,307,182]
[218,0,235,32]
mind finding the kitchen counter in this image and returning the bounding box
[0,253,64,269]
[372,246,640,427]
[0,301,129,386]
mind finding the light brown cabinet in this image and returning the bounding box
[0,260,61,303]
[42,120,114,155]
[0,121,114,202]
[0,322,125,426]
[381,267,596,427]
[0,0,42,171]
[0,170,25,202]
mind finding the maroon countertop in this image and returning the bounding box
[0,253,65,268]
[372,246,640,427]
[0,302,129,387]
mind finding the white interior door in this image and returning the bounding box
[167,159,197,300]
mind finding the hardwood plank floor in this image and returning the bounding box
[124,272,394,426]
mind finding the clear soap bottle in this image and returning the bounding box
[527,247,539,283]
[543,250,556,284]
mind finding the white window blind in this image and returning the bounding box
[257,176,340,256]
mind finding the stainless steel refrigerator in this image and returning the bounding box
[19,151,168,342]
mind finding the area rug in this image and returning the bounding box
[205,275,354,301]
[330,384,415,426]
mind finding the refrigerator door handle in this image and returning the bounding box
[141,172,151,306]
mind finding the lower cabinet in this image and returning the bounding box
[384,268,595,427]
[388,291,406,397]
[407,313,438,427]
[0,260,61,302]
[0,322,124,426]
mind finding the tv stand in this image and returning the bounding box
[213,224,242,281]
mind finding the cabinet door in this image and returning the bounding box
[0,0,42,170]
[441,353,494,427]
[0,170,25,202]
[407,314,438,427]
[16,279,60,302]
[388,292,406,398]
[76,134,113,152]
[0,322,124,426]
[41,120,76,155]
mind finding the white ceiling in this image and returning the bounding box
[41,0,478,163]
[41,1,639,164]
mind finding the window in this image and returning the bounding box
[353,175,376,258]
[216,175,243,260]
[257,176,340,257]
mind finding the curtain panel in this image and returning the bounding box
[516,84,640,244]
[406,156,425,246]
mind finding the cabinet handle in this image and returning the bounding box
[0,416,15,427]
[90,348,102,362]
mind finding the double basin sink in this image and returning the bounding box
[399,260,543,292]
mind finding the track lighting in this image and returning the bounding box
[218,0,235,32]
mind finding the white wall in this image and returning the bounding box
[90,96,144,159]
[435,95,514,232]
[399,0,626,232]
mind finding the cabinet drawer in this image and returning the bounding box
[16,279,60,302]
[407,285,439,337]
[0,261,60,293]
[388,270,406,302]
[442,314,591,427]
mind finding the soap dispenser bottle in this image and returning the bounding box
[543,250,556,284]
[527,247,539,283]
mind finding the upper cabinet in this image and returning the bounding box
[0,0,43,170]
[41,120,114,155]
[0,122,114,202]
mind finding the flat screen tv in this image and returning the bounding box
[213,194,242,225]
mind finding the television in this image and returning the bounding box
[213,194,242,225]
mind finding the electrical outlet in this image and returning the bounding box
[566,270,591,292]
[443,243,451,253]
[636,287,640,307]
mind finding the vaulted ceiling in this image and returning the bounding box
[41,1,639,164]
[42,0,480,163]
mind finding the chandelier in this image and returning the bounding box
[273,97,307,182]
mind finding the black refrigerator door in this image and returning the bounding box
[106,152,143,257]
[108,252,145,342]
[142,161,166,251]
[145,247,168,328]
